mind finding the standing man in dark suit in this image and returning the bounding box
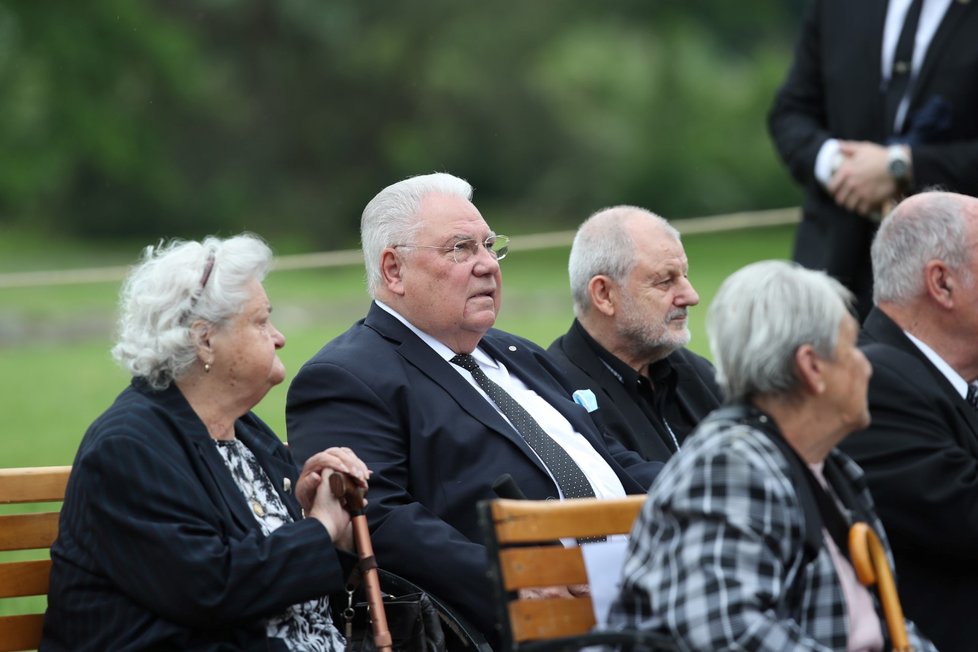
[548,206,721,462]
[768,0,978,318]
[839,190,978,652]
[286,173,661,646]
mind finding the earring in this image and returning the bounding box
[204,362,211,373]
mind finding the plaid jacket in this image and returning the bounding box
[605,413,936,651]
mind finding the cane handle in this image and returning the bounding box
[849,522,913,652]
[328,472,366,512]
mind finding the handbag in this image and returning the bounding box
[339,585,447,652]
[328,473,476,652]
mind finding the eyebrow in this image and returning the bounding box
[447,231,496,242]
[652,260,688,274]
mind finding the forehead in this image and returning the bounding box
[240,278,269,311]
[628,222,687,271]
[416,192,490,240]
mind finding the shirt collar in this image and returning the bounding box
[904,330,969,399]
[572,319,676,391]
[375,299,497,367]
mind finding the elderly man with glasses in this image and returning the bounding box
[286,173,662,647]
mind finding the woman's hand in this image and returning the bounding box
[296,447,370,513]
[307,475,356,550]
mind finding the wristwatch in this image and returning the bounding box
[887,145,912,184]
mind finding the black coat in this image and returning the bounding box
[286,303,662,644]
[42,380,349,652]
[840,307,978,652]
[769,0,978,313]
[548,319,722,462]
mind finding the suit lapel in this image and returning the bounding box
[560,324,667,457]
[192,438,260,534]
[364,304,548,471]
[912,0,973,106]
[149,384,259,534]
[480,334,617,465]
[560,325,651,437]
[863,307,978,438]
[870,0,889,85]
[670,350,721,424]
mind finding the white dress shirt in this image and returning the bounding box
[375,300,626,500]
[905,329,970,399]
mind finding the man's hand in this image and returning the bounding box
[828,141,898,216]
[518,584,590,600]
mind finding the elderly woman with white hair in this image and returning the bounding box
[604,260,935,651]
[41,234,370,652]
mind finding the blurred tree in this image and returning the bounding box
[0,0,803,247]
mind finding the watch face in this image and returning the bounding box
[889,156,908,179]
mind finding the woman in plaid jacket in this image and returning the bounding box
[605,260,935,651]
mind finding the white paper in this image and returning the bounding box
[580,535,629,627]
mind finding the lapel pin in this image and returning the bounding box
[283,477,292,493]
[508,345,517,351]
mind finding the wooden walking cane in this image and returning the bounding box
[330,472,393,652]
[849,522,914,652]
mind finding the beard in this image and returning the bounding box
[617,299,691,363]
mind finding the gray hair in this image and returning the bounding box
[361,173,473,296]
[707,260,853,403]
[569,206,680,315]
[872,191,971,304]
[112,233,273,390]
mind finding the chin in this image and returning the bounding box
[845,411,871,434]
[663,328,691,350]
[269,367,287,387]
[466,309,498,331]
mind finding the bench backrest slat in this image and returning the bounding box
[478,495,646,649]
[0,466,71,652]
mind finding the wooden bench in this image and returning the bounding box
[478,495,676,652]
[0,466,71,652]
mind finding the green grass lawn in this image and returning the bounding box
[0,224,792,467]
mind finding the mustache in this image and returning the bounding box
[666,308,688,321]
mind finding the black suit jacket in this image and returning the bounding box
[286,303,662,644]
[768,0,978,313]
[839,307,978,652]
[42,380,348,652]
[547,319,722,462]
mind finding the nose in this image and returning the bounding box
[676,276,700,307]
[472,244,501,274]
[272,323,286,349]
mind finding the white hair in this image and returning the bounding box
[112,233,273,390]
[707,260,853,403]
[360,173,473,296]
[872,191,971,304]
[568,206,680,316]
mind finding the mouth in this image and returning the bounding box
[666,309,688,322]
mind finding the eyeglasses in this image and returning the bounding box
[393,235,510,264]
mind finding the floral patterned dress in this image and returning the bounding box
[215,439,345,652]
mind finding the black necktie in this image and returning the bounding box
[451,353,596,499]
[966,384,978,411]
[884,0,924,135]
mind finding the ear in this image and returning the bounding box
[380,248,406,296]
[794,344,826,396]
[191,320,215,364]
[588,275,617,317]
[924,260,954,309]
